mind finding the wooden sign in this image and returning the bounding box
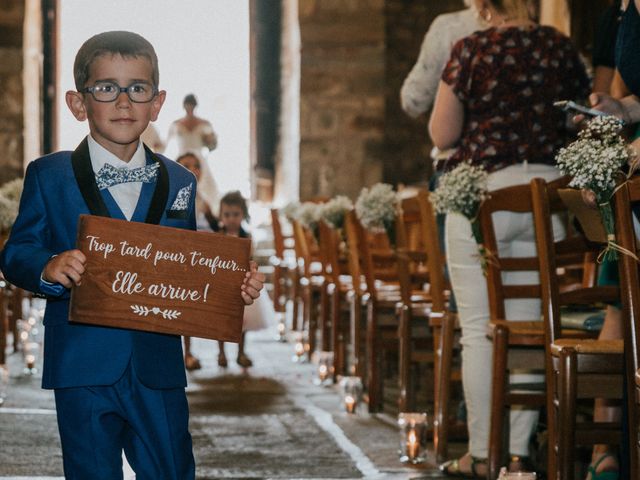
[69,215,251,342]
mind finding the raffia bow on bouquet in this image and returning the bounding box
[556,115,636,261]
[431,162,492,273]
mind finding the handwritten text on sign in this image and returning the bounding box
[69,215,251,341]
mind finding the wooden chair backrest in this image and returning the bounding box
[270,209,286,259]
[614,175,640,476]
[395,190,447,313]
[344,210,366,297]
[318,220,342,285]
[531,176,619,343]
[292,219,317,278]
[615,176,640,383]
[479,182,543,322]
[343,210,396,301]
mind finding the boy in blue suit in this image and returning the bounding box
[0,31,264,480]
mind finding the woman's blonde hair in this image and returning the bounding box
[491,0,532,21]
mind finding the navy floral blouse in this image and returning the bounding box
[441,25,590,172]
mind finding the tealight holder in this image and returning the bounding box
[275,317,287,343]
[314,351,334,385]
[339,376,363,414]
[292,332,307,362]
[498,468,537,479]
[397,412,428,464]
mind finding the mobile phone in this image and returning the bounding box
[553,100,610,118]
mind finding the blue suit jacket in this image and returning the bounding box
[0,138,197,390]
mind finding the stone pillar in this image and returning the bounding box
[298,0,385,201]
[275,0,301,205]
[0,0,25,184]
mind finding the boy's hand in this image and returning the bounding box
[241,261,265,305]
[43,249,87,288]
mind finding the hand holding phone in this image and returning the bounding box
[553,100,610,118]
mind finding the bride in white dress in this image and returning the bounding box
[167,93,220,214]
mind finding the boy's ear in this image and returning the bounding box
[66,91,87,121]
[149,90,166,122]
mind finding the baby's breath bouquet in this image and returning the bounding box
[555,115,632,260]
[0,178,23,236]
[355,183,398,243]
[296,202,323,239]
[320,195,353,230]
[282,201,301,222]
[432,162,489,269]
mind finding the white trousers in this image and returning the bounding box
[445,163,564,458]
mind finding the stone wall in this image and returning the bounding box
[298,0,466,200]
[298,0,386,201]
[0,0,24,184]
[384,0,465,188]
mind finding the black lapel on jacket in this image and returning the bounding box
[71,137,110,218]
[143,144,169,225]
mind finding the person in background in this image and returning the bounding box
[217,191,273,369]
[429,0,590,475]
[176,152,219,371]
[167,93,219,216]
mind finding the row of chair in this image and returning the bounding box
[270,175,640,479]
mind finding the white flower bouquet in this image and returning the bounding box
[281,201,301,222]
[432,162,490,270]
[555,115,632,260]
[0,178,23,235]
[355,183,398,242]
[320,195,353,230]
[295,202,324,240]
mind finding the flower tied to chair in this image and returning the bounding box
[95,163,160,190]
[556,115,633,261]
[432,162,492,274]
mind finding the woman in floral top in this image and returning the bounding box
[429,0,590,477]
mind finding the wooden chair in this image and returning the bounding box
[532,177,623,480]
[344,209,409,412]
[0,277,8,365]
[291,220,324,356]
[270,209,295,323]
[317,220,353,378]
[614,176,640,479]
[395,190,464,461]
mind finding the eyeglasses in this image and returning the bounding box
[82,81,158,103]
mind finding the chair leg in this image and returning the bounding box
[434,313,455,463]
[366,299,382,413]
[0,289,7,365]
[320,283,331,352]
[291,270,300,331]
[398,304,411,412]
[557,348,578,480]
[349,293,365,378]
[545,350,558,480]
[489,325,510,480]
[330,288,343,380]
[272,264,284,313]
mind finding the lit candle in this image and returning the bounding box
[344,394,356,413]
[25,354,36,370]
[406,428,419,461]
[277,322,286,335]
[294,342,305,358]
[318,364,328,381]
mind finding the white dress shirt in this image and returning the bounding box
[88,135,146,221]
[400,8,481,118]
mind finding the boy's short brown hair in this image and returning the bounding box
[220,191,249,220]
[73,31,159,90]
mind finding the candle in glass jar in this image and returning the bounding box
[25,354,36,370]
[318,364,328,381]
[294,342,304,357]
[344,394,356,413]
[406,428,419,461]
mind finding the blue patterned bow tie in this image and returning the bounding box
[95,163,160,190]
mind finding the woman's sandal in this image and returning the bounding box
[439,455,487,478]
[587,453,619,480]
[184,354,201,371]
